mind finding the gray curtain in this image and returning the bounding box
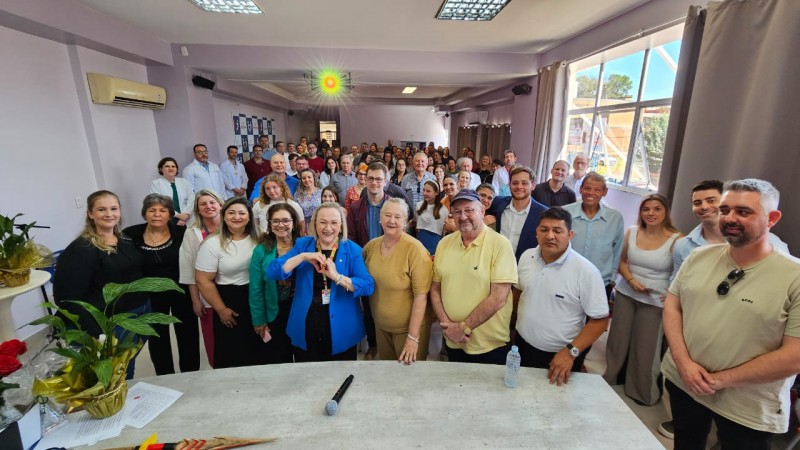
[661,0,800,252]
[457,126,478,154]
[531,61,568,182]
[483,124,511,160]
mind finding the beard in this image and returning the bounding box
[721,222,755,247]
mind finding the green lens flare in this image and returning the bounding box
[318,70,342,95]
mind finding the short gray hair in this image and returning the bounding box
[141,193,175,218]
[456,157,473,168]
[380,197,409,224]
[723,178,780,212]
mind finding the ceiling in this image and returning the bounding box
[75,0,652,106]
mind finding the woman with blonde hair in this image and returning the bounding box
[53,190,149,378]
[179,189,223,367]
[294,168,322,228]
[604,194,682,406]
[253,174,305,236]
[457,170,472,191]
[267,202,374,361]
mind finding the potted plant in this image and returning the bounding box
[0,213,53,287]
[30,278,182,418]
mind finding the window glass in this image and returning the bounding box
[628,105,671,190]
[598,51,644,106]
[564,113,594,163]
[590,109,635,185]
[642,40,681,101]
[560,26,682,192]
[572,66,600,109]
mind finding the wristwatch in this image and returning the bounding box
[566,343,580,358]
[459,321,472,336]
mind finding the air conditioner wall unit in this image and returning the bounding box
[86,73,167,110]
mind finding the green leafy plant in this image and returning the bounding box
[0,214,36,268]
[31,278,182,392]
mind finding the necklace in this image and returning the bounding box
[145,229,170,246]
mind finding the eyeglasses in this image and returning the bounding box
[269,218,293,225]
[717,268,745,296]
[367,177,384,183]
[450,208,477,217]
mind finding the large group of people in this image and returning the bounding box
[52,135,799,448]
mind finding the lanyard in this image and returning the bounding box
[316,239,339,292]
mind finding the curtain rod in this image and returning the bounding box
[568,16,687,64]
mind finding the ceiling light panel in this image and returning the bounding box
[436,0,510,21]
[189,0,263,14]
[402,87,418,94]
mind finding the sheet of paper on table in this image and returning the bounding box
[123,381,183,429]
[33,382,183,449]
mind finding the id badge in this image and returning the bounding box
[321,288,331,305]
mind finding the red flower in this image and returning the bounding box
[0,339,27,357]
[0,354,22,377]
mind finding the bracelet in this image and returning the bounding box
[625,276,633,282]
[336,274,344,285]
[407,334,420,343]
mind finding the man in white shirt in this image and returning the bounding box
[564,153,589,199]
[183,144,226,198]
[514,206,609,385]
[486,166,548,260]
[456,157,481,190]
[219,145,248,199]
[491,150,517,196]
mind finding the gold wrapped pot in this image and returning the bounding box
[0,268,31,287]
[83,381,128,419]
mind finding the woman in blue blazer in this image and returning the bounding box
[267,202,374,361]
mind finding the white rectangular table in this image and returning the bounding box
[88,361,663,449]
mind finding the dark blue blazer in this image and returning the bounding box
[487,196,548,261]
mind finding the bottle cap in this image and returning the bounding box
[511,345,518,352]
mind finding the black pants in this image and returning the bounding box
[515,335,588,372]
[262,299,294,364]
[666,380,773,450]
[361,296,376,349]
[214,284,266,369]
[294,302,357,362]
[148,287,200,375]
[446,344,509,365]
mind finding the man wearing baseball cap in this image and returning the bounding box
[430,189,518,364]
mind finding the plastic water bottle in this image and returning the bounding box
[504,345,521,388]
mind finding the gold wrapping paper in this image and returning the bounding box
[32,342,139,416]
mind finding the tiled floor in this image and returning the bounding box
[132,321,800,450]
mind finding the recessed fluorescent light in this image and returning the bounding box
[189,0,263,14]
[436,0,510,21]
[402,87,418,94]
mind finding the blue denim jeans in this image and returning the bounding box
[112,301,152,380]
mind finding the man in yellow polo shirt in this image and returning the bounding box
[430,189,518,364]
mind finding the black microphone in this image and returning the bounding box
[325,374,354,416]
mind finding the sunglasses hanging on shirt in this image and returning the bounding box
[717,268,745,296]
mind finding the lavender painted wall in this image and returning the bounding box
[285,114,319,146]
[73,46,162,225]
[339,105,447,149]
[509,77,539,167]
[0,25,161,338]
